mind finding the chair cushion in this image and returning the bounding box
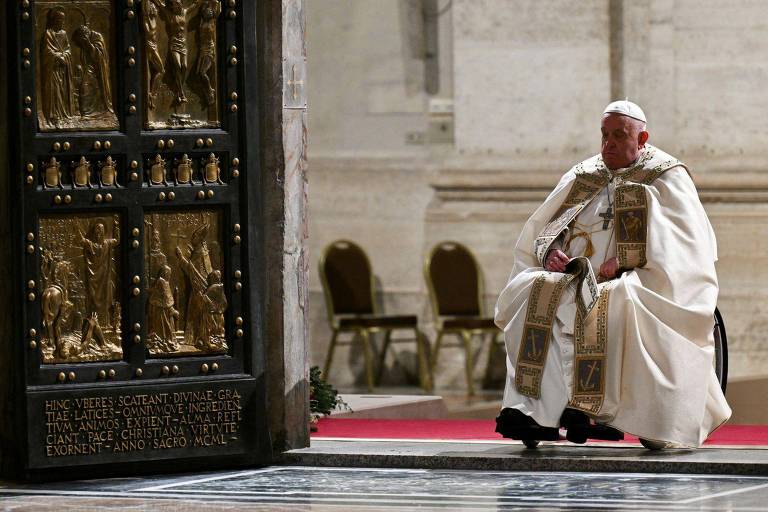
[338,315,418,328]
[442,316,498,330]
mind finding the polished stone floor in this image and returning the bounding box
[3,466,768,510]
[291,439,768,475]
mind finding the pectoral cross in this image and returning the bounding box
[599,205,613,230]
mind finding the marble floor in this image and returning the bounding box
[3,466,768,510]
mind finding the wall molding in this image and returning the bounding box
[430,168,768,204]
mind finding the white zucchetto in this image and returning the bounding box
[603,100,647,123]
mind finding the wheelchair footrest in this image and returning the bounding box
[495,408,561,441]
[559,408,624,444]
[565,423,624,444]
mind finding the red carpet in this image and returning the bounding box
[312,419,768,447]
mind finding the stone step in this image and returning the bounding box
[286,439,768,476]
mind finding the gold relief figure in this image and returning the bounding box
[203,153,222,184]
[203,269,227,336]
[41,250,74,359]
[37,2,118,131]
[77,312,108,355]
[144,210,226,356]
[174,154,193,184]
[143,0,166,110]
[143,0,220,129]
[113,302,122,332]
[72,24,114,116]
[175,223,212,347]
[149,154,168,185]
[43,157,63,189]
[147,226,169,281]
[147,264,181,352]
[41,8,76,129]
[197,0,221,105]
[174,222,226,351]
[71,157,92,188]
[99,156,117,186]
[42,283,66,358]
[39,214,122,363]
[77,221,119,330]
[165,0,191,106]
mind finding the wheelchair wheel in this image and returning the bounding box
[640,438,668,451]
[713,307,728,394]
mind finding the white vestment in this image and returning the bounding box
[495,145,731,448]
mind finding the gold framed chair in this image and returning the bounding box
[424,241,501,395]
[319,240,432,393]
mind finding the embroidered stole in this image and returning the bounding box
[568,284,611,413]
[514,257,601,400]
[514,271,576,398]
[533,171,610,267]
[516,147,686,412]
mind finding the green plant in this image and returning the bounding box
[309,366,349,417]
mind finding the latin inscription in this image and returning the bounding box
[43,389,242,457]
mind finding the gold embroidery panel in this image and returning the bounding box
[568,286,610,415]
[534,173,608,265]
[615,183,647,270]
[574,356,606,395]
[567,256,599,317]
[619,159,682,185]
[615,185,644,209]
[563,179,601,206]
[515,366,543,398]
[534,236,558,265]
[518,326,550,366]
[515,272,575,399]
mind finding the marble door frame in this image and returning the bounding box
[257,0,310,454]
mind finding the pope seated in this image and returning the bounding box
[494,100,731,448]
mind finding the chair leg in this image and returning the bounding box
[461,330,475,396]
[431,330,444,374]
[323,329,340,379]
[360,329,375,392]
[415,328,433,393]
[482,331,500,390]
[375,329,393,386]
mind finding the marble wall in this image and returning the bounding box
[308,0,768,392]
[453,0,610,159]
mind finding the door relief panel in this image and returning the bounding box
[39,213,122,363]
[35,0,119,131]
[144,210,227,357]
[142,0,222,129]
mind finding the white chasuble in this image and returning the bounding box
[494,145,731,447]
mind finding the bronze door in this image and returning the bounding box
[8,0,268,476]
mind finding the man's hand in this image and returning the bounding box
[599,257,619,280]
[545,249,570,273]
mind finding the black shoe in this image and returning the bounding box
[495,408,560,441]
[559,408,590,429]
[566,421,624,444]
